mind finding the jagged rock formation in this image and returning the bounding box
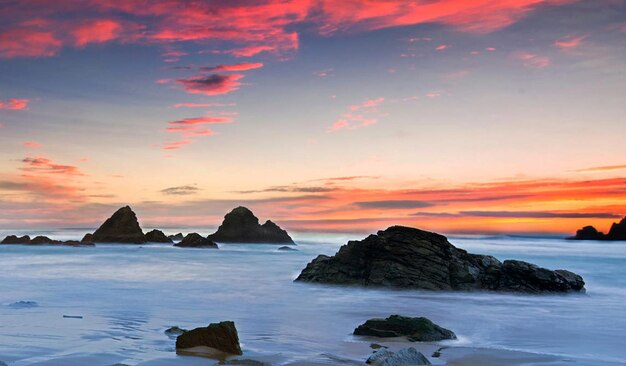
[174,233,218,248]
[168,233,184,241]
[176,321,242,356]
[145,229,173,243]
[208,206,294,244]
[354,315,456,342]
[89,206,146,244]
[296,226,585,294]
[570,217,626,240]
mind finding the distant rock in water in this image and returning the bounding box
[9,301,38,309]
[91,206,146,244]
[145,229,173,243]
[30,236,61,245]
[354,315,456,342]
[570,217,626,241]
[278,246,297,251]
[168,233,184,241]
[296,226,585,293]
[207,206,294,244]
[165,326,188,336]
[174,233,218,248]
[63,240,94,247]
[176,320,242,356]
[1,235,31,244]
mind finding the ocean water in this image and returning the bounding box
[0,229,625,365]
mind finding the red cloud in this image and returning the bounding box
[20,157,85,176]
[554,35,586,50]
[174,103,235,108]
[72,19,122,47]
[200,62,264,72]
[175,74,245,96]
[0,28,61,58]
[224,45,277,57]
[0,99,30,110]
[328,97,385,132]
[168,116,233,126]
[22,141,42,148]
[435,44,448,51]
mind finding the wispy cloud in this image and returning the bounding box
[513,51,550,68]
[160,185,200,195]
[22,141,42,148]
[554,35,587,50]
[175,74,245,96]
[328,97,385,132]
[574,164,626,173]
[20,157,85,176]
[200,62,264,73]
[0,99,29,110]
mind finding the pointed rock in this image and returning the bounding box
[569,217,626,241]
[91,206,146,244]
[176,321,242,356]
[145,229,173,243]
[174,233,218,248]
[208,207,294,244]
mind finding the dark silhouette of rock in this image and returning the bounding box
[30,236,61,245]
[569,217,626,241]
[81,233,95,244]
[145,229,173,243]
[1,235,31,244]
[63,240,95,247]
[165,326,188,336]
[354,315,456,342]
[278,246,297,251]
[296,226,585,293]
[174,233,218,248]
[207,207,294,244]
[176,321,242,356]
[91,206,146,243]
[366,347,431,366]
[168,233,184,241]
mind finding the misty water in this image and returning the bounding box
[0,230,625,365]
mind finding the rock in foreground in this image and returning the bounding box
[176,321,242,356]
[207,207,294,244]
[570,217,626,241]
[91,206,146,244]
[145,229,173,243]
[354,315,456,342]
[296,226,585,293]
[174,233,218,248]
[366,347,431,366]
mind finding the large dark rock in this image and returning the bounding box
[81,233,95,244]
[569,217,626,241]
[354,315,456,342]
[30,236,61,245]
[145,229,173,243]
[91,206,146,244]
[174,233,218,248]
[207,207,294,244]
[1,235,31,244]
[295,226,585,293]
[176,321,242,356]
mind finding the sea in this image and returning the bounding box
[0,228,624,366]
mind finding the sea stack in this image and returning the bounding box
[570,217,626,241]
[145,229,173,243]
[88,206,147,244]
[296,226,585,294]
[207,206,294,244]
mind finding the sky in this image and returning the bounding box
[0,0,625,235]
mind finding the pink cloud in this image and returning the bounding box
[554,35,587,50]
[175,74,245,96]
[72,19,122,47]
[168,116,233,126]
[486,47,496,51]
[20,157,85,176]
[0,28,61,58]
[162,140,193,150]
[514,51,550,68]
[0,99,30,110]
[328,97,385,132]
[435,44,448,51]
[314,69,334,78]
[200,62,264,72]
[174,102,235,108]
[22,141,43,148]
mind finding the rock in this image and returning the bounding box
[174,233,218,248]
[366,347,430,366]
[176,321,242,356]
[207,206,294,244]
[9,301,38,308]
[168,233,184,241]
[370,343,387,349]
[354,315,456,342]
[63,240,94,247]
[1,235,31,244]
[220,359,269,366]
[30,236,61,245]
[569,217,626,241]
[145,229,173,243]
[91,206,146,243]
[278,246,297,251]
[81,233,95,244]
[295,226,585,293]
[165,326,188,336]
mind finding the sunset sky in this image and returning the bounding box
[0,0,625,235]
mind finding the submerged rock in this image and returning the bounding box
[174,233,218,248]
[569,217,626,241]
[278,246,297,251]
[354,315,456,342]
[207,206,294,244]
[91,206,146,244]
[168,233,184,241]
[1,235,31,244]
[63,240,94,247]
[295,226,585,293]
[165,326,188,336]
[176,321,242,356]
[366,347,431,366]
[145,229,173,243]
[9,301,38,308]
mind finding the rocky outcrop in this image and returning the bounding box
[207,207,294,244]
[30,236,61,245]
[90,206,146,244]
[145,229,173,243]
[354,315,456,342]
[296,226,585,293]
[366,347,431,366]
[278,246,297,251]
[176,321,242,356]
[1,235,31,244]
[174,233,218,248]
[81,233,95,244]
[168,233,184,241]
[569,217,626,241]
